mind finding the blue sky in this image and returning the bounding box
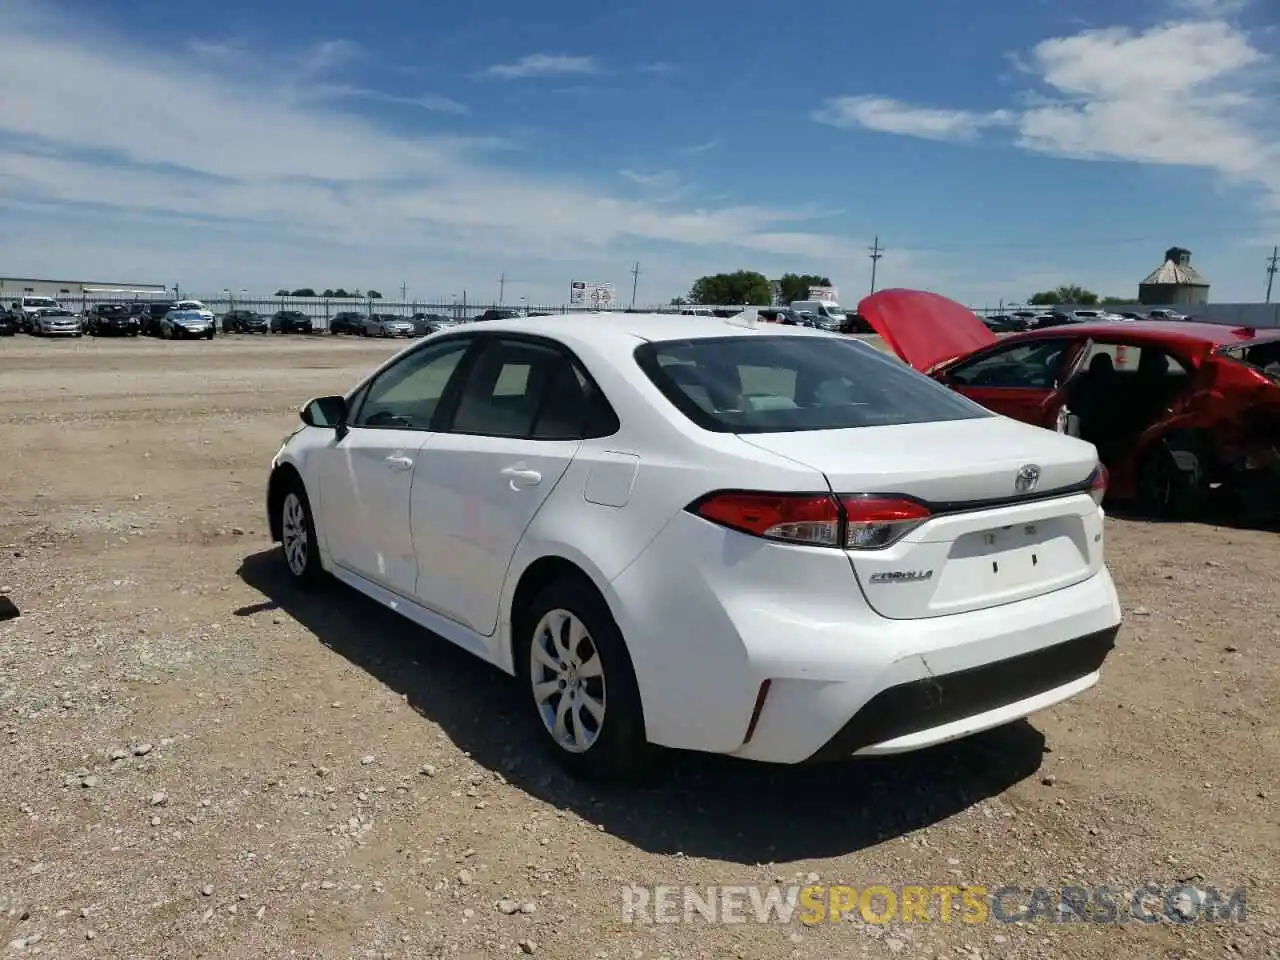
[1,0,1277,306]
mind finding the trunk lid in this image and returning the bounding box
[857,288,997,372]
[739,418,1104,619]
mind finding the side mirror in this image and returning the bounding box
[300,395,348,429]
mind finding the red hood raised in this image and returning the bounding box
[856,288,997,372]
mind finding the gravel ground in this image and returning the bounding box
[0,334,1276,960]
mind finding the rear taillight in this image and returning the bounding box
[690,492,842,546]
[1088,463,1108,506]
[688,492,931,549]
[840,495,931,549]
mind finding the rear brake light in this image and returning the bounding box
[687,492,931,549]
[1088,463,1108,506]
[840,495,931,549]
[690,492,841,546]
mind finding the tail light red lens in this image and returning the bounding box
[1088,463,1108,506]
[690,492,842,546]
[840,495,932,549]
[688,492,931,549]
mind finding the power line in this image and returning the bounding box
[629,261,641,310]
[868,236,884,295]
[1267,246,1278,304]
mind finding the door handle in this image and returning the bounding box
[500,466,542,487]
[385,455,414,470]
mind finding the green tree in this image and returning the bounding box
[669,296,687,306]
[1100,296,1131,305]
[367,290,383,299]
[274,289,289,297]
[1028,285,1099,306]
[322,289,335,298]
[688,270,772,306]
[291,288,317,297]
[775,273,833,304]
[332,288,351,298]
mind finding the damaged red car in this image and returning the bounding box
[858,289,1280,519]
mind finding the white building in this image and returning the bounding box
[0,276,169,303]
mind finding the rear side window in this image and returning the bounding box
[635,335,990,433]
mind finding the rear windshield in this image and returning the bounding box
[1220,338,1280,383]
[634,335,991,433]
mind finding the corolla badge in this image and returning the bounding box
[1015,464,1041,493]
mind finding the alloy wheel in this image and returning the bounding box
[281,492,310,577]
[529,608,607,754]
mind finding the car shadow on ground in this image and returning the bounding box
[237,548,1048,864]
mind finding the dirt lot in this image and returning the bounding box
[0,334,1276,960]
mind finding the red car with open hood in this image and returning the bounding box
[858,289,1280,519]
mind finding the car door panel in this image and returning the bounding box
[409,337,594,636]
[944,337,1079,428]
[312,336,475,597]
[411,435,580,634]
[319,429,430,595]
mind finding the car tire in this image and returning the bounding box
[516,577,656,783]
[1139,436,1210,520]
[278,481,324,589]
[205,331,214,340]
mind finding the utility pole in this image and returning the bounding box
[629,261,641,310]
[1266,246,1278,304]
[498,273,506,305]
[868,236,884,295]
[400,281,407,303]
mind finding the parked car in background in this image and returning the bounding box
[86,303,140,337]
[160,308,215,340]
[475,307,523,323]
[265,313,1120,780]
[11,295,64,330]
[221,310,268,334]
[1146,309,1187,321]
[363,314,415,338]
[858,287,1280,521]
[138,301,177,337]
[329,312,366,336]
[410,313,456,335]
[271,310,314,334]
[982,315,1030,333]
[32,308,83,337]
[0,308,17,336]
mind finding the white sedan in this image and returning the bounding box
[265,313,1122,780]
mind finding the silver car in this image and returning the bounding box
[160,309,215,340]
[34,308,83,337]
[363,314,416,338]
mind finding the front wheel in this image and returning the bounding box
[1139,438,1210,519]
[517,578,655,782]
[279,484,323,588]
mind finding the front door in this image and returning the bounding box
[316,336,474,596]
[942,337,1081,428]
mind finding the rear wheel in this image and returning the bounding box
[517,577,655,782]
[1139,436,1210,519]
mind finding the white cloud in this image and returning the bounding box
[1171,0,1249,16]
[619,169,681,189]
[309,84,470,115]
[639,61,676,74]
[677,139,720,155]
[815,15,1280,206]
[0,3,867,302]
[814,96,1013,142]
[482,54,598,79]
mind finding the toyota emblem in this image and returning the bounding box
[1015,464,1041,493]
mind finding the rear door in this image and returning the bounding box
[409,336,588,635]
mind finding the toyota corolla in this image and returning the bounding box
[264,313,1122,780]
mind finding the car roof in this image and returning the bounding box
[1015,319,1280,348]
[470,311,837,349]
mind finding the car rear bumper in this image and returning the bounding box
[606,510,1122,764]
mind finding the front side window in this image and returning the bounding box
[636,335,989,433]
[351,338,472,430]
[947,339,1073,389]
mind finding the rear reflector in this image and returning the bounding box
[840,495,931,549]
[688,491,931,549]
[1089,463,1108,506]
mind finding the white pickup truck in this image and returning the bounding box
[10,295,66,329]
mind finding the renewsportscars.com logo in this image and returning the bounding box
[621,884,1247,926]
